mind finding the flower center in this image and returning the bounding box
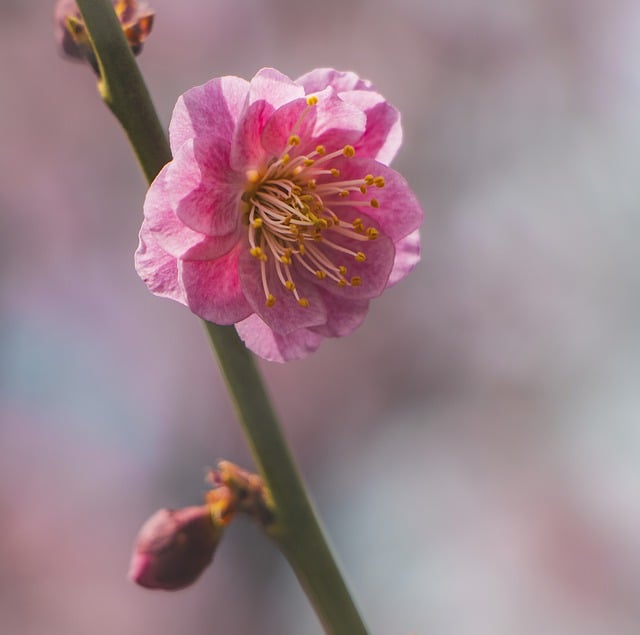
[243,97,385,308]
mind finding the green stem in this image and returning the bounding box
[76,0,170,182]
[75,2,369,633]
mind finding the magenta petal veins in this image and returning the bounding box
[135,67,424,361]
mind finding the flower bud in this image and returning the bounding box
[128,505,222,591]
[55,0,154,73]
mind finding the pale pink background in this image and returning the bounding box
[2,1,640,633]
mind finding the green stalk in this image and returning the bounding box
[75,2,369,633]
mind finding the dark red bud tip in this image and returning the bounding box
[128,506,221,591]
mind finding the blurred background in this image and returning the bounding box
[2,0,640,633]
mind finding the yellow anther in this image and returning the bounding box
[292,166,303,176]
[285,281,296,291]
[374,176,385,188]
[339,190,349,198]
[307,179,316,189]
[370,198,380,208]
[288,134,301,146]
[343,145,356,157]
[316,218,329,229]
[307,95,319,106]
[316,145,326,155]
[249,246,263,258]
[246,169,261,183]
[315,270,326,280]
[298,243,306,255]
[338,278,347,287]
[355,251,366,262]
[364,174,375,185]
[330,168,340,177]
[350,276,362,287]
[298,298,310,307]
[281,154,290,165]
[366,227,379,240]
[266,294,276,307]
[303,158,315,166]
[280,255,292,265]
[352,218,365,233]
[338,265,348,276]
[252,218,263,229]
[359,185,368,194]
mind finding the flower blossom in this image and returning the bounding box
[135,68,423,361]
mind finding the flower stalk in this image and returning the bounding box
[75,1,369,632]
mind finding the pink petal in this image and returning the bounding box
[387,229,421,287]
[238,249,327,335]
[143,165,240,260]
[323,157,424,242]
[169,75,250,153]
[339,90,402,165]
[135,222,186,305]
[260,88,366,158]
[167,138,242,237]
[296,68,372,93]
[310,291,370,337]
[248,68,305,109]
[179,244,252,324]
[230,99,273,171]
[235,314,324,362]
[230,69,306,171]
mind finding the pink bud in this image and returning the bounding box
[128,506,221,591]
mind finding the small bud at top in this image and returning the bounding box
[128,505,221,591]
[55,0,154,74]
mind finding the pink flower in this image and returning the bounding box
[135,68,423,361]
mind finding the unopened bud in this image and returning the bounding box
[128,505,222,591]
[55,0,154,74]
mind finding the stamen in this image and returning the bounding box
[241,122,379,309]
[246,169,260,183]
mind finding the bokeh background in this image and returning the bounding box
[2,1,640,633]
